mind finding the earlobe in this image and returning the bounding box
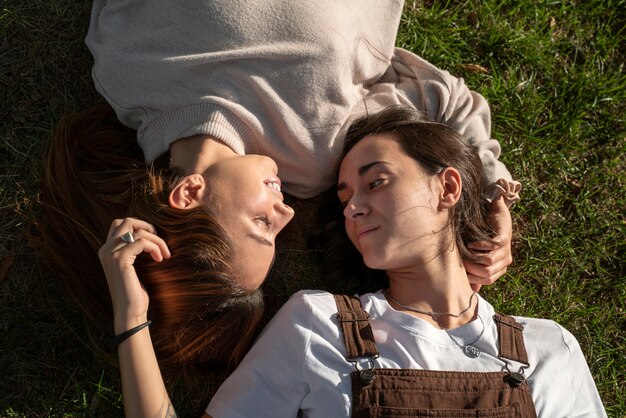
[438,168,462,210]
[168,174,206,209]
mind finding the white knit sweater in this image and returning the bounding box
[86,0,519,200]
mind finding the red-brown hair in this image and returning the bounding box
[36,101,264,376]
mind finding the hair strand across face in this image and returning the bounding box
[318,106,494,292]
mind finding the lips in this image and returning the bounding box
[357,225,379,240]
[265,177,283,197]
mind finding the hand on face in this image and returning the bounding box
[463,196,513,291]
[98,218,170,332]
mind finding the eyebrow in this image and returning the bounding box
[337,161,384,192]
[247,233,273,247]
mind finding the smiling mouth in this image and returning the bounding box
[265,177,282,191]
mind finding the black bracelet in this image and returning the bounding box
[106,320,152,351]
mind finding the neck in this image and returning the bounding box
[385,244,476,329]
[169,134,236,175]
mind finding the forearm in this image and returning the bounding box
[99,218,175,417]
[117,317,177,418]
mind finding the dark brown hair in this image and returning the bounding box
[320,106,493,293]
[36,101,264,376]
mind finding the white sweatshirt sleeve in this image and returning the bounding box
[364,48,521,204]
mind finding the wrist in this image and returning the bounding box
[107,320,152,351]
[114,315,149,335]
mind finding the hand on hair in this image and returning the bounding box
[98,218,171,333]
[463,196,513,292]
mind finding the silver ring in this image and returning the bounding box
[120,231,135,244]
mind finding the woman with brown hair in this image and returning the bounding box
[38,0,519,384]
[98,106,605,416]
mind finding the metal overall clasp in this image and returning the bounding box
[351,355,379,384]
[499,356,530,388]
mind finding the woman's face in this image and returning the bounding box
[203,154,294,289]
[337,134,446,271]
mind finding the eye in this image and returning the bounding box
[368,179,384,189]
[337,194,351,208]
[255,215,271,228]
[336,192,348,208]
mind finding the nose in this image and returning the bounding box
[274,201,295,231]
[343,199,368,220]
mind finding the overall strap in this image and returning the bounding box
[333,294,379,360]
[493,313,529,365]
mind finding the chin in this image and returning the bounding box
[362,254,386,271]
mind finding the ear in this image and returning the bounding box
[437,167,462,210]
[168,174,206,209]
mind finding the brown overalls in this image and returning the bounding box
[333,295,538,418]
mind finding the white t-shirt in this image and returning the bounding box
[206,290,606,418]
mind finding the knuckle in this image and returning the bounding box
[483,268,495,278]
[483,254,496,265]
[488,270,507,284]
[484,273,497,284]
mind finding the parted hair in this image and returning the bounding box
[36,101,264,376]
[320,106,494,293]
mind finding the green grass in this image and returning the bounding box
[1,0,624,416]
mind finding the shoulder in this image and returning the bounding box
[514,316,581,354]
[514,316,606,416]
[229,291,339,366]
[288,290,380,318]
[283,290,338,314]
[265,290,338,335]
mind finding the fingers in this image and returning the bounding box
[466,265,508,287]
[464,243,511,287]
[116,229,170,262]
[464,250,510,280]
[102,217,171,260]
[469,245,511,268]
[465,196,514,288]
[107,217,158,240]
[467,236,506,252]
[99,218,168,321]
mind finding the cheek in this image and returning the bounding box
[344,219,358,247]
[235,181,270,209]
